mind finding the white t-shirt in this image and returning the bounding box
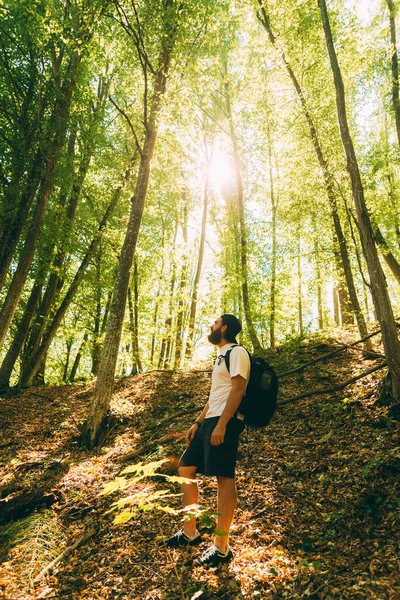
[205,343,251,419]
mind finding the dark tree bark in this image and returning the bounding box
[319,0,400,399]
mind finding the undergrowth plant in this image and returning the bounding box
[0,510,67,592]
[101,458,215,600]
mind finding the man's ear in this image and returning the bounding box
[221,324,227,337]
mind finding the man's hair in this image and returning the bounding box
[221,314,242,343]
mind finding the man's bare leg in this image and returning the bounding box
[214,476,237,552]
[178,465,198,537]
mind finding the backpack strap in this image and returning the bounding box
[224,344,239,373]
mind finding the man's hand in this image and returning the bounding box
[211,423,226,446]
[186,423,199,447]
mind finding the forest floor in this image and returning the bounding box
[0,331,399,600]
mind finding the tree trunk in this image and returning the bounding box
[186,162,209,360]
[82,13,177,447]
[0,283,42,389]
[257,1,372,349]
[92,290,112,376]
[128,258,142,373]
[70,332,88,382]
[18,158,135,387]
[174,195,189,369]
[333,286,340,326]
[0,53,80,349]
[158,223,178,369]
[297,235,303,336]
[319,0,400,399]
[386,0,400,147]
[314,236,324,330]
[373,224,400,284]
[267,122,277,348]
[63,340,73,382]
[223,61,263,354]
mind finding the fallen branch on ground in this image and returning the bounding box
[278,362,387,405]
[33,527,98,583]
[120,432,185,462]
[147,406,203,430]
[278,324,398,379]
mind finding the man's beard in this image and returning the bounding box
[208,328,223,345]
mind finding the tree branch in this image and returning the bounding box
[108,95,143,156]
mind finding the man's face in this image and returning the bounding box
[208,318,225,345]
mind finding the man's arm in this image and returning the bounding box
[185,401,209,446]
[211,375,246,446]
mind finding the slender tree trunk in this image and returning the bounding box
[319,0,400,399]
[0,53,80,349]
[267,123,277,348]
[92,291,112,376]
[70,332,88,382]
[0,283,42,389]
[386,0,400,147]
[223,62,263,353]
[174,195,189,369]
[63,340,73,382]
[297,235,303,336]
[314,236,324,330]
[333,286,340,326]
[257,2,371,348]
[373,224,400,284]
[186,160,209,360]
[0,153,43,291]
[128,258,142,373]
[82,14,177,446]
[158,223,178,369]
[18,158,135,387]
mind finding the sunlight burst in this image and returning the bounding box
[208,150,233,189]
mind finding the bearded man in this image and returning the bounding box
[162,314,250,567]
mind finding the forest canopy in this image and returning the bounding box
[0,0,399,440]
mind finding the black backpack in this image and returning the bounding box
[225,345,278,428]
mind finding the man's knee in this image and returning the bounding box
[179,465,197,480]
[217,475,236,485]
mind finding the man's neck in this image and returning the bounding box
[216,339,235,349]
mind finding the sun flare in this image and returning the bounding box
[208,150,233,189]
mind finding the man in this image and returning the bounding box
[163,314,250,567]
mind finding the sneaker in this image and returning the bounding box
[193,544,233,567]
[160,529,202,548]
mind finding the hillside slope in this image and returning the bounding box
[0,334,399,599]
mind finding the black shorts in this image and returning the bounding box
[179,416,245,479]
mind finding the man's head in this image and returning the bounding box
[207,314,242,346]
